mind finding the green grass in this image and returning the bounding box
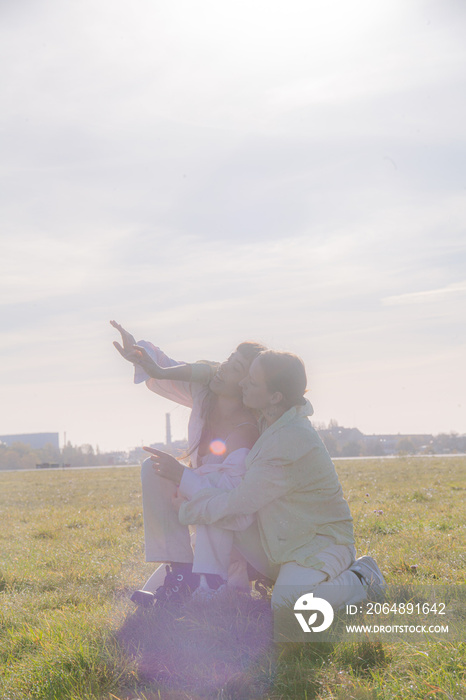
[0,457,464,699]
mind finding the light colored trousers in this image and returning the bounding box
[140,459,366,609]
[141,458,249,586]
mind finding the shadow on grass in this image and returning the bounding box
[117,590,276,699]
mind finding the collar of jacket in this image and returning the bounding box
[249,399,314,462]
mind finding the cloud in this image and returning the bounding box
[1,0,466,447]
[383,282,466,306]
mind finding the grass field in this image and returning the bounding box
[0,456,464,699]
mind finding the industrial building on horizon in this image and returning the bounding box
[0,432,60,450]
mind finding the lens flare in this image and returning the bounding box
[210,440,226,456]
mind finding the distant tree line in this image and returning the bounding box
[0,441,122,470]
[314,420,466,457]
[2,427,465,470]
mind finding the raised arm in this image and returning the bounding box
[111,320,217,408]
[111,320,192,381]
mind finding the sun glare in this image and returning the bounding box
[210,440,227,456]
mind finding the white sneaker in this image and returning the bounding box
[191,574,229,602]
[191,577,252,603]
[350,556,386,601]
[191,574,216,601]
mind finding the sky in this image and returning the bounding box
[1,0,465,452]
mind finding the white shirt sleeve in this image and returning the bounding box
[133,341,194,408]
[179,448,254,531]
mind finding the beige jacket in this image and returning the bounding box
[179,400,354,567]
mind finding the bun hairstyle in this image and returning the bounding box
[236,340,268,361]
[257,350,307,410]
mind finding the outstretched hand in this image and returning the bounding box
[143,446,185,485]
[110,320,140,362]
[110,320,164,377]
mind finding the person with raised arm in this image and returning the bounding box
[149,349,386,611]
[111,320,267,605]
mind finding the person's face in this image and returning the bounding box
[209,350,251,397]
[239,357,276,410]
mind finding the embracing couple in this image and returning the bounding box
[111,321,385,610]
